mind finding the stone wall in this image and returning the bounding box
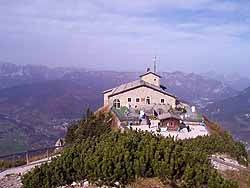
[103,91,112,106]
[108,86,176,109]
[141,73,160,87]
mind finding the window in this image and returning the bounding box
[146,96,151,104]
[113,99,121,109]
[136,98,140,102]
[161,99,165,104]
[128,98,132,102]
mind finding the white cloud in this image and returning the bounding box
[0,0,250,75]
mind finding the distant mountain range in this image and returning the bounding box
[0,62,239,106]
[201,71,250,91]
[204,86,250,148]
[161,71,238,108]
[0,62,249,154]
[0,62,85,89]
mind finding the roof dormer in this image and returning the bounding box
[140,69,161,87]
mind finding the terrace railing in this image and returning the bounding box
[0,145,68,171]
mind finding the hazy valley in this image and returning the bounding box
[204,86,250,149]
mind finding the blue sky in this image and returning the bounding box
[0,0,250,76]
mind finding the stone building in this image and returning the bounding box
[103,70,176,110]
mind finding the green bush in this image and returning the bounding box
[22,112,247,188]
[65,110,112,144]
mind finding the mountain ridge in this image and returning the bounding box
[204,86,250,148]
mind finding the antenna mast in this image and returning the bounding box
[153,55,157,73]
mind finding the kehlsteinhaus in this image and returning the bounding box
[103,70,176,110]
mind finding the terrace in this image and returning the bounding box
[112,105,209,140]
[130,121,209,140]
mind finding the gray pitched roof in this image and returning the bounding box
[158,113,181,120]
[139,71,161,78]
[103,79,176,98]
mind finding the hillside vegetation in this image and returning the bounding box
[22,111,248,188]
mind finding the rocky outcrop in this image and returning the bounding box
[0,174,22,188]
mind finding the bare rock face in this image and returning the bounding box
[210,154,248,172]
[0,174,22,188]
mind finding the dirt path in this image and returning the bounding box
[0,157,56,188]
[0,157,52,179]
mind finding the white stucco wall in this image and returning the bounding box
[108,86,176,109]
